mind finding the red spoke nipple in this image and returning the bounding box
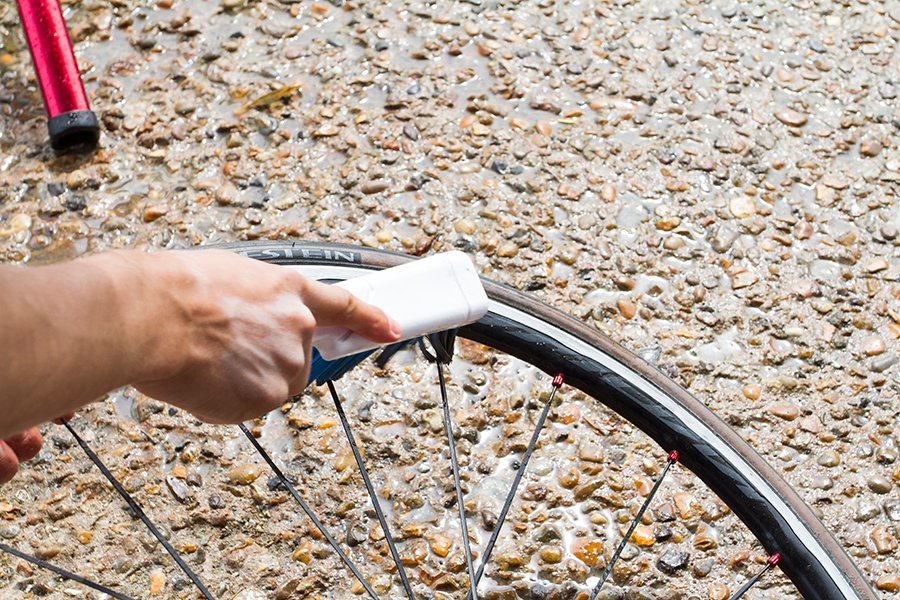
[767,553,781,567]
[552,373,564,387]
[667,450,680,463]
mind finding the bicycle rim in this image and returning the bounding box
[0,239,876,600]
[220,240,875,600]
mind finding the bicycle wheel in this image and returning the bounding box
[219,240,875,600]
[0,239,877,600]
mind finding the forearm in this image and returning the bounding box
[0,251,158,437]
[0,248,398,438]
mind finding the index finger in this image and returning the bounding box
[298,277,401,343]
[0,442,20,485]
[4,428,42,462]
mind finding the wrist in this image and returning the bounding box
[94,250,184,385]
[128,251,201,385]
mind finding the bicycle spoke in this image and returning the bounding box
[436,361,479,600]
[729,554,781,600]
[0,542,135,600]
[589,450,680,600]
[237,423,380,600]
[326,381,417,600]
[463,373,564,600]
[61,420,215,600]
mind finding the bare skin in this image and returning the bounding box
[0,249,400,483]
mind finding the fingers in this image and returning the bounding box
[0,442,20,485]
[53,413,75,425]
[4,428,42,462]
[0,428,43,484]
[299,278,401,343]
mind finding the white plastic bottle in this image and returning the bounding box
[312,251,489,360]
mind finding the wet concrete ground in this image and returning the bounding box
[0,0,898,598]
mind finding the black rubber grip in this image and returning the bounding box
[47,110,99,151]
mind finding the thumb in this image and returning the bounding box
[299,278,401,343]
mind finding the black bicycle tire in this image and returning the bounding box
[213,239,876,600]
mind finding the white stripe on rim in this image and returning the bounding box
[290,264,861,600]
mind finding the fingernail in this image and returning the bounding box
[389,317,402,337]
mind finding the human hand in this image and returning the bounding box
[132,250,400,424]
[0,428,42,484]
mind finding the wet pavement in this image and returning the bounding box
[0,0,898,597]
